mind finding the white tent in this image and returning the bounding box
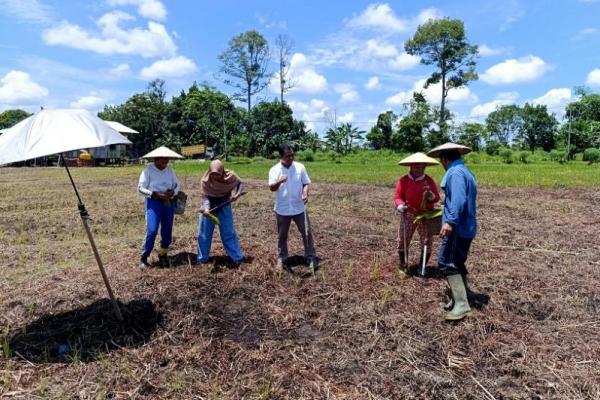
[0,109,132,320]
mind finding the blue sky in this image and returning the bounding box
[1,0,600,134]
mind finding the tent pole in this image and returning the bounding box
[60,154,123,321]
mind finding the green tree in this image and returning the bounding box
[559,93,600,156]
[453,122,488,152]
[486,105,521,146]
[183,83,240,155]
[366,110,397,149]
[98,80,167,156]
[391,92,434,151]
[325,123,364,155]
[405,18,478,139]
[249,100,296,156]
[219,30,271,112]
[0,109,31,130]
[517,103,557,152]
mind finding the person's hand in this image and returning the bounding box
[302,192,308,203]
[440,222,453,237]
[279,175,288,184]
[396,204,407,213]
[201,209,209,216]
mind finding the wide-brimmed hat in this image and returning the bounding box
[142,146,184,159]
[427,142,472,158]
[398,152,440,166]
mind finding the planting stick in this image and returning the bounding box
[402,212,409,266]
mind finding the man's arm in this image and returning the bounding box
[440,172,467,237]
[269,175,287,192]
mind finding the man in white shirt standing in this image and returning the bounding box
[269,144,317,271]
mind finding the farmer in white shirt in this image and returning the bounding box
[268,144,317,271]
[138,146,183,269]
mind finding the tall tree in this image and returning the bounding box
[453,122,488,152]
[518,104,557,152]
[405,18,478,138]
[366,110,397,149]
[391,92,434,151]
[275,34,294,103]
[219,30,271,112]
[249,100,295,156]
[0,109,31,130]
[486,105,521,146]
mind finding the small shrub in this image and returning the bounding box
[252,156,267,162]
[549,149,567,163]
[499,148,513,164]
[465,151,481,164]
[583,148,600,164]
[296,149,315,162]
[518,151,530,164]
[485,140,501,156]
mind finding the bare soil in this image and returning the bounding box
[1,168,599,399]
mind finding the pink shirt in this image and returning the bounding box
[394,174,440,211]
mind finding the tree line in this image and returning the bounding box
[1,19,599,159]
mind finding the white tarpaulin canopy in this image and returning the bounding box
[104,120,138,134]
[0,108,130,320]
[0,109,131,166]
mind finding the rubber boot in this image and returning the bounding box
[444,274,471,321]
[445,274,472,310]
[158,248,170,268]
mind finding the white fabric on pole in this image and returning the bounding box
[0,109,132,165]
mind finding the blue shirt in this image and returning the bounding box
[440,159,477,239]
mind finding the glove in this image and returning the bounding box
[396,204,407,213]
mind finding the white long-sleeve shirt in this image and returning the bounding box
[138,164,180,198]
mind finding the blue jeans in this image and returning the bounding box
[197,204,244,263]
[437,231,473,276]
[142,198,175,258]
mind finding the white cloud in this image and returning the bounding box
[347,3,407,32]
[110,63,131,77]
[531,88,572,115]
[0,0,53,24]
[0,70,48,104]
[70,94,108,110]
[389,52,420,70]
[334,84,359,103]
[42,11,177,58]
[346,4,442,33]
[414,7,444,25]
[386,78,478,107]
[140,56,197,79]
[480,55,551,85]
[478,44,506,57]
[287,98,331,131]
[365,39,397,57]
[338,112,354,123]
[586,68,600,86]
[275,53,327,94]
[365,76,380,90]
[470,92,519,118]
[106,0,167,20]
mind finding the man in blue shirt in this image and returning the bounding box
[428,143,477,321]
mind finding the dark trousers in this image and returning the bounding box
[276,212,317,261]
[437,231,473,276]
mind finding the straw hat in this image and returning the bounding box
[398,152,440,166]
[141,146,184,159]
[427,142,472,158]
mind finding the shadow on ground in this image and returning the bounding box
[8,299,161,363]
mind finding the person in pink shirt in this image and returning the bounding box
[394,152,441,275]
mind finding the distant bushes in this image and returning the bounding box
[296,149,315,162]
[583,148,600,164]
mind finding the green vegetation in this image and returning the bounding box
[166,150,600,188]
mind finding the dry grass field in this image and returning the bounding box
[1,166,599,399]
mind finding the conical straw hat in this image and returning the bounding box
[398,152,440,166]
[142,146,184,159]
[427,142,472,158]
